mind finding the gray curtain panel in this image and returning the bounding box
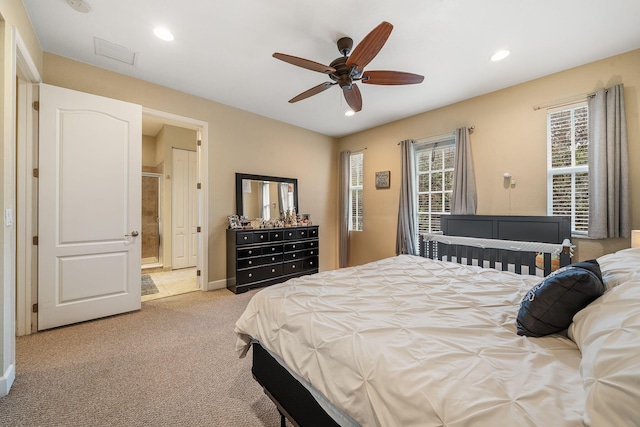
[396,140,417,255]
[588,84,630,238]
[278,182,288,217]
[339,151,351,267]
[451,127,477,215]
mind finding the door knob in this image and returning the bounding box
[126,231,139,237]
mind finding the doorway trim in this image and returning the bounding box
[142,108,209,291]
[15,26,41,340]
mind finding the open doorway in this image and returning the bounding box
[140,112,204,302]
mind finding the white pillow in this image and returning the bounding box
[568,270,640,426]
[596,247,640,290]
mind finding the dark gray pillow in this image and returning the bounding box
[516,259,605,337]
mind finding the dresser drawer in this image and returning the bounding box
[269,230,284,241]
[253,231,269,243]
[261,244,283,255]
[283,229,298,240]
[284,251,304,262]
[304,240,318,250]
[283,260,304,275]
[238,254,283,269]
[284,242,303,252]
[237,264,284,285]
[236,232,254,245]
[303,256,319,270]
[237,247,260,258]
[238,257,260,269]
[304,248,318,258]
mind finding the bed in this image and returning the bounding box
[234,215,640,426]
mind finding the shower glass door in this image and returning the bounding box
[142,173,162,267]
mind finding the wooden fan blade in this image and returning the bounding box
[273,53,336,74]
[289,82,335,103]
[345,22,393,71]
[362,70,424,85]
[343,83,362,112]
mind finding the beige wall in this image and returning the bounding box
[338,49,640,266]
[42,53,339,287]
[0,0,44,395]
[142,135,157,168]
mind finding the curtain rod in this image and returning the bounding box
[532,92,596,111]
[350,147,367,153]
[398,126,475,145]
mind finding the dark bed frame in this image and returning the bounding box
[251,215,572,427]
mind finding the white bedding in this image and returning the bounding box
[235,255,586,426]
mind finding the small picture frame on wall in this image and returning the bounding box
[375,171,390,189]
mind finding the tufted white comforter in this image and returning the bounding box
[235,255,587,426]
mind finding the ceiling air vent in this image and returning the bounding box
[94,37,138,66]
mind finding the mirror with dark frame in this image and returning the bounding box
[235,173,299,220]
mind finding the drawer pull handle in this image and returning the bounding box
[260,235,264,239]
[310,262,313,265]
[248,273,253,278]
[292,245,296,248]
[248,250,252,254]
[243,236,248,240]
[272,257,275,261]
[292,265,296,269]
[275,234,279,238]
[293,254,296,258]
[248,261,252,265]
[272,248,276,252]
[310,251,314,255]
[272,269,276,273]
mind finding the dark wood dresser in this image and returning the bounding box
[226,226,319,294]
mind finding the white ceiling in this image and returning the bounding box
[22,0,640,138]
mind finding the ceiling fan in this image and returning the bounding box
[273,21,424,113]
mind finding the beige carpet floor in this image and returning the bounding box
[0,288,292,427]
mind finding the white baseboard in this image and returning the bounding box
[205,278,226,291]
[0,364,15,397]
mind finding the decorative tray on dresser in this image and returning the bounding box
[226,226,319,294]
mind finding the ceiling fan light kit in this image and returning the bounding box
[273,21,424,113]
[67,0,91,13]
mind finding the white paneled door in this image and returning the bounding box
[172,148,198,269]
[38,84,142,330]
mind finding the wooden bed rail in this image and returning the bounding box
[419,233,573,277]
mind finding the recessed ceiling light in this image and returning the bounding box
[345,110,355,117]
[491,49,510,62]
[154,27,174,41]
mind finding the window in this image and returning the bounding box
[415,137,455,234]
[349,152,363,231]
[547,102,589,234]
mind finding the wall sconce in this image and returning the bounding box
[632,230,640,248]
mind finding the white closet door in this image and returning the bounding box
[172,148,197,269]
[38,84,141,330]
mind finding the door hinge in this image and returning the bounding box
[33,168,39,178]
[197,270,201,277]
[32,303,38,313]
[197,140,202,146]
[32,101,39,111]
[32,236,38,245]
[197,226,201,233]
[196,183,201,189]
